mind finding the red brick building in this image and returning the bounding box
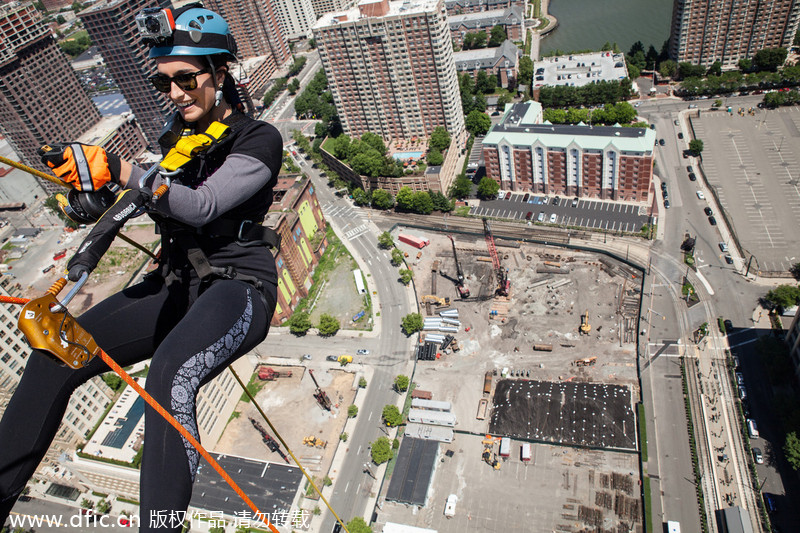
[482,102,657,202]
[265,176,328,325]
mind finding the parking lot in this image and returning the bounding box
[691,106,800,273]
[470,192,649,233]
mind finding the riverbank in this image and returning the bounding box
[530,0,558,60]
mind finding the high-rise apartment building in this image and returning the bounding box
[79,0,172,148]
[311,0,355,19]
[204,0,290,71]
[669,0,800,68]
[0,277,113,481]
[314,0,465,140]
[0,2,101,173]
[270,0,318,40]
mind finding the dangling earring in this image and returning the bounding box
[215,86,223,107]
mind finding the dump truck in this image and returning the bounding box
[257,366,293,381]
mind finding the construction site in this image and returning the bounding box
[379,223,644,533]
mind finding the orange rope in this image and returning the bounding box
[0,293,280,533]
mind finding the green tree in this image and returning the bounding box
[102,373,123,391]
[399,269,413,285]
[308,38,316,49]
[449,174,473,199]
[287,311,313,335]
[371,436,393,464]
[394,375,410,392]
[56,14,66,24]
[645,45,659,70]
[426,148,444,166]
[518,55,533,89]
[430,127,451,152]
[346,516,373,533]
[350,151,385,177]
[496,92,512,111]
[318,313,340,336]
[706,60,722,77]
[382,404,403,426]
[410,191,434,214]
[465,110,492,136]
[476,71,496,94]
[659,59,677,78]
[678,62,705,78]
[359,376,368,388]
[96,499,111,514]
[401,312,423,335]
[348,404,358,418]
[391,248,404,266]
[80,498,94,509]
[378,231,394,249]
[428,190,453,212]
[352,188,370,206]
[340,432,348,441]
[477,176,500,199]
[287,78,301,95]
[753,47,788,72]
[765,284,800,310]
[688,139,704,156]
[395,186,414,211]
[361,131,387,154]
[785,432,800,471]
[488,25,507,47]
[372,189,395,210]
[790,262,800,280]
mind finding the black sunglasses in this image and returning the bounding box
[148,68,210,93]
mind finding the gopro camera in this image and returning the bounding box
[135,7,175,42]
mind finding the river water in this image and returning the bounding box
[540,0,673,57]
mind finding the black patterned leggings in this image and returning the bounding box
[0,275,275,531]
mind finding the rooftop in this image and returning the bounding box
[315,0,441,28]
[82,379,146,463]
[534,51,628,88]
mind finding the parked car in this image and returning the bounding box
[662,190,668,199]
[753,448,764,464]
[549,213,558,223]
[739,386,748,400]
[571,197,579,207]
[302,354,312,360]
[326,355,339,362]
[725,254,734,264]
[674,119,680,125]
[522,193,530,202]
[724,319,733,331]
[659,138,666,146]
[763,492,777,513]
[525,211,533,220]
[708,216,717,225]
[42,264,55,274]
[704,207,713,216]
[719,242,729,252]
[696,190,705,200]
[687,165,694,173]
[736,372,745,385]
[661,181,668,191]
[537,212,545,222]
[356,349,370,355]
[552,196,560,205]
[689,172,697,181]
[678,132,684,139]
[664,199,670,209]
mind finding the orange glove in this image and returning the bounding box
[38,143,121,191]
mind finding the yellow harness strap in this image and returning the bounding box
[160,121,231,172]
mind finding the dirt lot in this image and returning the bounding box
[385,229,644,531]
[214,366,356,493]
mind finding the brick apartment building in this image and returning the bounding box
[265,175,329,324]
[314,0,465,140]
[0,3,101,173]
[447,6,523,48]
[79,0,172,148]
[670,0,800,68]
[483,102,657,202]
[204,0,290,68]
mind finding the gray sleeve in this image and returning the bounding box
[142,154,272,227]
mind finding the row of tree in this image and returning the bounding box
[678,64,800,97]
[537,79,633,109]
[294,69,341,138]
[542,101,638,125]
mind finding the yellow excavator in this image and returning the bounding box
[580,310,591,335]
[422,295,450,306]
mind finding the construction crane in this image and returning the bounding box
[447,235,470,298]
[482,218,510,296]
[308,369,332,410]
[249,417,289,463]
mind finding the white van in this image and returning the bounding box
[747,419,759,439]
[444,494,457,518]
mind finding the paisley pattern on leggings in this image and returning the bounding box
[170,290,253,479]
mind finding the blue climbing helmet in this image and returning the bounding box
[135,3,237,60]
